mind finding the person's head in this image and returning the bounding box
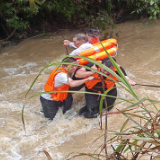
[101,58,114,75]
[73,33,88,48]
[86,29,100,44]
[62,57,78,74]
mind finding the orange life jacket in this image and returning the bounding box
[79,39,117,57]
[85,67,119,90]
[44,67,69,101]
[78,46,118,65]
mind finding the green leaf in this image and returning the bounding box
[120,119,129,132]
[150,0,154,5]
[116,141,127,152]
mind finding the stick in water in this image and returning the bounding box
[136,84,160,88]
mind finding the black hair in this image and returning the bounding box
[85,62,95,71]
[62,57,76,67]
[85,62,98,71]
[73,33,88,42]
[102,58,113,68]
[86,29,100,39]
[112,57,116,62]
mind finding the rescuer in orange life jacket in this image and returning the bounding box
[74,58,136,118]
[40,57,94,120]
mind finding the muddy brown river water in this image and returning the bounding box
[0,19,160,160]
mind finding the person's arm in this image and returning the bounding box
[69,42,77,48]
[63,40,77,48]
[125,76,136,86]
[63,40,70,47]
[55,72,94,88]
[116,67,136,86]
[67,76,94,87]
[75,65,97,78]
[69,47,84,56]
[115,67,127,75]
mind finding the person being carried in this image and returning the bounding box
[67,31,100,90]
[74,58,136,118]
[64,29,101,84]
[68,33,93,56]
[65,30,101,90]
[40,57,94,120]
[65,33,98,90]
[63,29,100,49]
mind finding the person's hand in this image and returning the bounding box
[129,80,136,86]
[125,76,136,86]
[90,65,97,74]
[128,79,136,86]
[91,64,97,70]
[63,40,70,47]
[87,76,94,81]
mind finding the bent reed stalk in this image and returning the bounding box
[24,53,160,159]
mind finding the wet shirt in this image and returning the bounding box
[69,42,93,56]
[69,42,77,48]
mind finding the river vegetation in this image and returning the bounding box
[0,0,160,43]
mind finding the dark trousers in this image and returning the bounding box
[85,88,117,113]
[70,84,85,91]
[40,93,73,120]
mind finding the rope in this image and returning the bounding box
[136,84,160,88]
[93,79,160,88]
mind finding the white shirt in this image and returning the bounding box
[41,72,72,100]
[69,42,77,48]
[69,42,93,56]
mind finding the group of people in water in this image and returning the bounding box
[40,29,136,120]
